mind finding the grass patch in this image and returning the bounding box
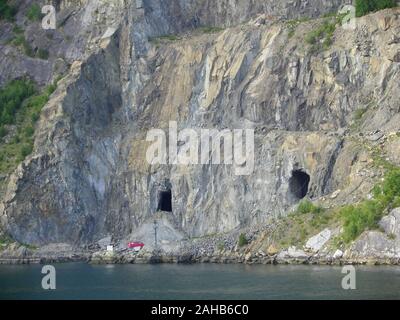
[296,200,325,215]
[304,13,349,53]
[354,108,367,120]
[151,34,181,42]
[273,207,337,249]
[339,168,400,243]
[305,19,336,51]
[26,3,42,21]
[9,34,34,57]
[286,17,310,38]
[12,24,24,34]
[217,241,225,251]
[198,26,224,34]
[355,0,397,17]
[8,33,49,60]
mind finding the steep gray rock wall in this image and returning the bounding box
[139,0,349,34]
[1,2,400,246]
[2,33,122,244]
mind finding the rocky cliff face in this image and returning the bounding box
[1,0,400,255]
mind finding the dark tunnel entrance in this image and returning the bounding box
[158,189,172,212]
[289,170,310,200]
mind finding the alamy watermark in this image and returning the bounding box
[41,265,56,290]
[146,122,255,176]
[341,265,356,290]
[339,5,357,30]
[41,5,56,30]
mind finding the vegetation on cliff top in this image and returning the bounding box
[0,78,58,181]
[355,0,397,17]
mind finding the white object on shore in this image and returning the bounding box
[106,245,114,252]
[305,228,331,252]
[333,249,343,259]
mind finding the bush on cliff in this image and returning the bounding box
[297,200,324,215]
[341,169,400,243]
[0,78,59,177]
[238,233,248,247]
[0,79,36,126]
[355,0,397,17]
[0,0,17,21]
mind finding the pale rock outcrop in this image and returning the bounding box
[305,229,332,252]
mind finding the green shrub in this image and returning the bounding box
[305,19,337,51]
[10,34,34,57]
[26,3,42,21]
[24,125,34,137]
[356,0,397,17]
[341,169,400,243]
[0,0,17,21]
[20,143,33,158]
[0,125,7,138]
[0,79,36,126]
[12,24,24,34]
[341,200,384,243]
[31,111,40,122]
[238,233,248,247]
[297,200,324,215]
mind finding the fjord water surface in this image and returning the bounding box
[0,263,399,300]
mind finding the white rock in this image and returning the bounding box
[330,189,341,199]
[333,249,343,259]
[305,228,332,252]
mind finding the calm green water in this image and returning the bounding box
[0,263,399,300]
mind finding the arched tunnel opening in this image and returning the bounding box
[157,189,172,212]
[289,170,310,200]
